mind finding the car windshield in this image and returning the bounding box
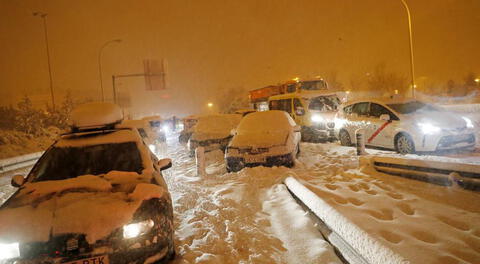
[308,95,340,111]
[29,142,143,182]
[387,101,441,114]
[300,80,327,91]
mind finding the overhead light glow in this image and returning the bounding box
[207,102,213,107]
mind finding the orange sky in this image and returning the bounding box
[0,0,479,116]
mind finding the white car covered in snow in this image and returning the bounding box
[188,114,242,156]
[0,102,175,264]
[225,110,301,172]
[335,99,476,154]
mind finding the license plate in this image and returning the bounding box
[63,255,109,264]
[245,155,265,163]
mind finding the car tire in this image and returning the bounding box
[395,133,416,154]
[339,130,352,146]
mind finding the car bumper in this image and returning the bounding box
[414,132,476,152]
[303,125,336,139]
[7,243,173,264]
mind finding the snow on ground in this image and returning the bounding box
[293,143,480,263]
[162,136,342,264]
[1,131,479,263]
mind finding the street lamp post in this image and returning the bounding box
[98,39,122,102]
[33,12,56,110]
[400,0,416,98]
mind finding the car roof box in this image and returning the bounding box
[70,102,123,131]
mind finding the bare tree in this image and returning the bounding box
[366,63,407,96]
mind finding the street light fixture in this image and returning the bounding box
[207,102,213,108]
[98,39,122,102]
[33,11,56,110]
[400,0,416,98]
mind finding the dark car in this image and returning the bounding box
[0,103,175,264]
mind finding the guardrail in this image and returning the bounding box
[0,152,43,173]
[363,156,480,191]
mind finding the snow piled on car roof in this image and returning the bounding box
[0,171,165,244]
[191,114,242,141]
[70,102,123,129]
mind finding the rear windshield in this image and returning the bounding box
[387,101,440,114]
[30,142,143,182]
[308,95,340,111]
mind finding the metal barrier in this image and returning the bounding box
[364,156,480,191]
[0,152,43,173]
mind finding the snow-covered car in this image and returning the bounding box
[187,114,242,155]
[335,99,476,154]
[0,102,175,264]
[225,110,301,172]
[118,119,164,152]
[141,116,167,143]
[178,115,199,143]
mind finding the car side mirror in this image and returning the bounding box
[295,107,305,116]
[11,174,25,188]
[157,158,172,171]
[380,114,390,121]
[293,125,302,132]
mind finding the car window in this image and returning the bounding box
[343,104,354,114]
[370,103,399,120]
[269,100,279,110]
[286,83,296,93]
[137,128,148,138]
[308,95,340,112]
[29,142,144,182]
[293,98,303,109]
[352,102,369,116]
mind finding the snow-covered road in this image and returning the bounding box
[1,135,478,263]
[161,137,342,264]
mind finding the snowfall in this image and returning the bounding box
[1,133,479,263]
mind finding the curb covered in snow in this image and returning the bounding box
[284,176,409,264]
[0,152,43,173]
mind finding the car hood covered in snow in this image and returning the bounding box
[230,130,289,148]
[0,171,165,244]
[191,114,242,141]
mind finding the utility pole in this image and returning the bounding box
[400,0,416,98]
[33,12,56,110]
[98,39,122,101]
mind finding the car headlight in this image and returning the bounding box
[417,122,441,134]
[162,125,170,134]
[123,219,154,239]
[311,114,324,123]
[0,242,20,260]
[462,117,474,128]
[148,144,156,153]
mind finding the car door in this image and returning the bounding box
[292,98,305,126]
[366,103,399,147]
[349,102,370,142]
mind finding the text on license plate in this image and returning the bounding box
[245,155,265,163]
[63,255,109,264]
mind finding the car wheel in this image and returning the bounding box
[395,133,415,154]
[339,130,352,146]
